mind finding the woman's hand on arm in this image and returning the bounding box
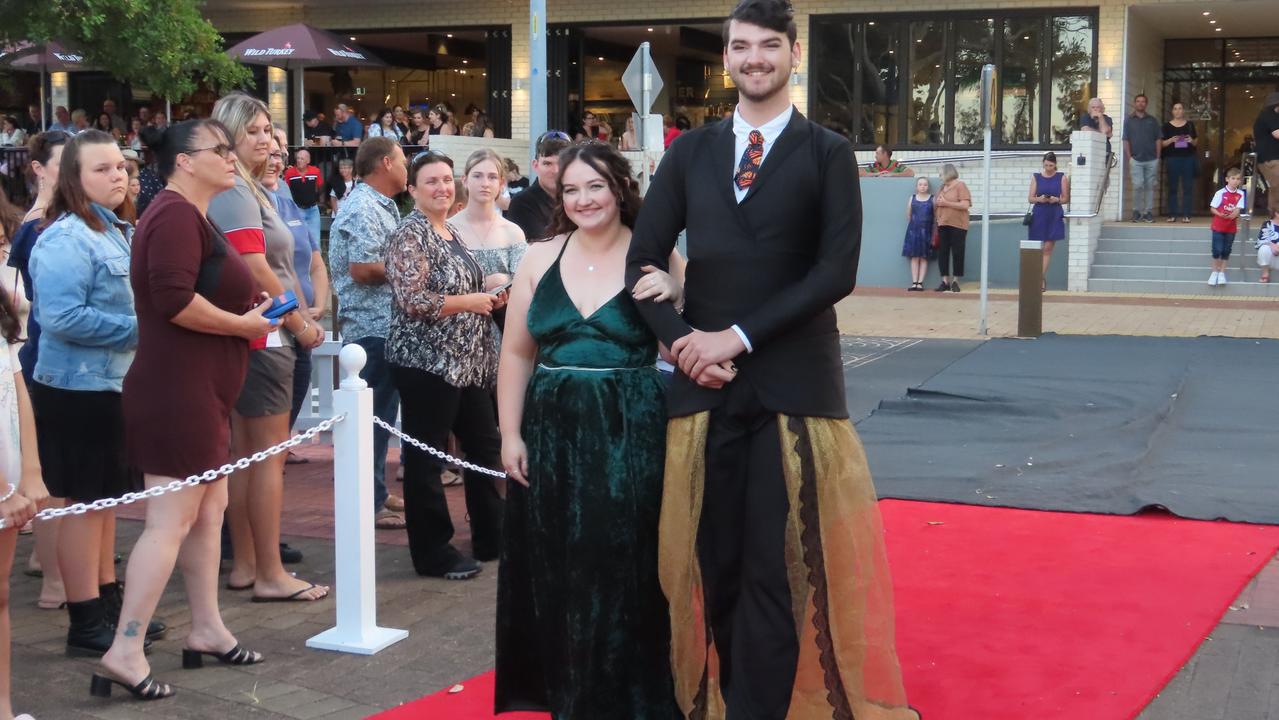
[633,265,683,307]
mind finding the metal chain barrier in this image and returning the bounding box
[372,416,507,479]
[0,414,348,530]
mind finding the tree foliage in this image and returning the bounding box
[0,0,250,99]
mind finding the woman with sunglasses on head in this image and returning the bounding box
[8,131,68,613]
[207,93,327,604]
[96,119,276,702]
[28,131,145,658]
[427,105,456,136]
[494,141,685,718]
[385,150,505,579]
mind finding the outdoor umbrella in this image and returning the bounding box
[226,24,386,144]
[0,41,89,130]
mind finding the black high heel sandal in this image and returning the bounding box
[182,644,264,669]
[89,672,174,700]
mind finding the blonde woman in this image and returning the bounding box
[206,93,327,603]
[451,149,528,339]
[933,163,972,292]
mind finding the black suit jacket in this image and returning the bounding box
[626,109,861,419]
[506,179,555,242]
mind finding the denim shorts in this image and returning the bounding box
[1212,231,1236,260]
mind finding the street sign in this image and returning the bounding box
[622,42,663,114]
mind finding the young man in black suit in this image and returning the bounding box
[626,0,918,717]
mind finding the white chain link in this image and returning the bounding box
[0,414,348,530]
[372,415,507,479]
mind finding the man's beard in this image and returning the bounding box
[729,64,791,104]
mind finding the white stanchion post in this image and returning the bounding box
[306,344,409,655]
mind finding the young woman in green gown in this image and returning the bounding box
[494,142,683,718]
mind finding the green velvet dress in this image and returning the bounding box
[494,239,679,719]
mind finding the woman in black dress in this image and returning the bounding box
[97,121,275,700]
[1162,101,1198,223]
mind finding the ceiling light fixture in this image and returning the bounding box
[1202,10,1210,15]
[1215,27,1222,32]
[349,36,357,41]
[1209,20,1216,24]
[446,33,453,38]
[647,27,654,32]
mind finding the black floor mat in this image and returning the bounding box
[853,335,1279,524]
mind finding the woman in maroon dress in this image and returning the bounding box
[95,120,277,701]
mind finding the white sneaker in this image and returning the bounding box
[1218,271,1228,285]
[1208,271,1219,286]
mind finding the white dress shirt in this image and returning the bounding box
[723,105,793,353]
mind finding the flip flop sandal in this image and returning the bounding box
[251,583,328,603]
[182,644,264,669]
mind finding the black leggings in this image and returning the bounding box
[938,225,967,277]
[393,365,504,571]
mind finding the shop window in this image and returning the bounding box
[953,18,995,145]
[1049,16,1095,144]
[1001,17,1041,144]
[859,21,902,147]
[810,11,1096,148]
[908,21,947,145]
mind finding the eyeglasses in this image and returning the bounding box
[186,144,234,159]
[268,152,284,161]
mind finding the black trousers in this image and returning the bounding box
[698,382,799,720]
[392,366,504,572]
[938,225,967,277]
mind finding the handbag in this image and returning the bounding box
[1022,205,1035,226]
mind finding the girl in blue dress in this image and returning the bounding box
[902,176,935,291]
[1028,152,1071,291]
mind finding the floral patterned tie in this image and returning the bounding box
[734,130,764,191]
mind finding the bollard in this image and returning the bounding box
[306,343,409,655]
[1017,240,1044,338]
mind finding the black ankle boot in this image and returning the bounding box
[66,598,117,657]
[100,582,167,641]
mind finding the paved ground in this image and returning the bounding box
[8,291,1279,719]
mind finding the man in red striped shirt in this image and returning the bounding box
[283,148,324,242]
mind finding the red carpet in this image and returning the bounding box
[374,500,1279,720]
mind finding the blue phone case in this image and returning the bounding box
[263,291,298,321]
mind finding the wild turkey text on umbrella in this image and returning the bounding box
[226,24,386,145]
[0,41,90,131]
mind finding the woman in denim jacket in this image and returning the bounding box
[27,130,154,659]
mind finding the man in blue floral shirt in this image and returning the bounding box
[329,137,408,527]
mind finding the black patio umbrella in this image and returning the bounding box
[1,41,90,130]
[226,24,386,142]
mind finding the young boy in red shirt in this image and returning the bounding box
[1208,167,1246,286]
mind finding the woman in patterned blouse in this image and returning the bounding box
[385,150,508,580]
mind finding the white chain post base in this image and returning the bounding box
[372,416,507,479]
[0,414,348,530]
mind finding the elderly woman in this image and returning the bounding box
[933,163,972,292]
[97,119,275,701]
[207,93,327,603]
[386,150,505,579]
[28,131,142,657]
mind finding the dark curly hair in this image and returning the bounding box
[546,141,643,237]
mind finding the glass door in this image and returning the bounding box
[1223,82,1272,214]
[1161,80,1221,216]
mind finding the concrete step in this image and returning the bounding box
[1097,237,1219,253]
[1100,221,1260,240]
[1090,264,1273,282]
[1086,277,1279,297]
[1093,250,1215,268]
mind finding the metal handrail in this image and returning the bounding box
[895,150,1048,166]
